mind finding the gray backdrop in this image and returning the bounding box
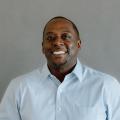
[0,0,120,101]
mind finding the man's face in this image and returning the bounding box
[42,18,81,68]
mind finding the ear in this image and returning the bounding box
[77,40,81,48]
[42,42,45,54]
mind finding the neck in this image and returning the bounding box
[48,62,76,82]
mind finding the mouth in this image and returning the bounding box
[53,51,66,55]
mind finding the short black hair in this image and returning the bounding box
[43,16,80,40]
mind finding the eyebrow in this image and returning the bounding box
[45,32,55,35]
[46,31,72,35]
[61,30,71,33]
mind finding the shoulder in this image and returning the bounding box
[82,64,120,87]
[7,68,42,92]
[82,64,120,99]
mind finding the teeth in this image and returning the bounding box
[53,51,65,55]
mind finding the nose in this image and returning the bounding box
[53,36,64,47]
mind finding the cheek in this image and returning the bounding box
[42,42,51,50]
[66,41,78,50]
[42,45,52,57]
[65,41,73,48]
[67,42,79,56]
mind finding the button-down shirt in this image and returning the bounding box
[0,59,120,120]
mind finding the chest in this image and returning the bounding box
[19,81,107,120]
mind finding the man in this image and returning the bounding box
[0,16,120,120]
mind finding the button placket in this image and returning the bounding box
[55,85,64,120]
[56,88,62,111]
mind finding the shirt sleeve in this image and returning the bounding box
[104,77,120,120]
[0,79,21,120]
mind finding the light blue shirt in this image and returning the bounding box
[0,60,120,120]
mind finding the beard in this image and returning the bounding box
[50,59,68,69]
[45,46,78,70]
[50,48,71,68]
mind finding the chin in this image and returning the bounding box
[51,60,67,68]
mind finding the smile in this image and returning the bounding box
[53,51,66,55]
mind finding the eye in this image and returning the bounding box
[46,34,57,41]
[61,33,73,40]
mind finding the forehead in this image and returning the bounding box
[44,18,74,33]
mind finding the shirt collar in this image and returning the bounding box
[72,59,83,82]
[40,64,61,85]
[40,63,51,80]
[40,58,83,82]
